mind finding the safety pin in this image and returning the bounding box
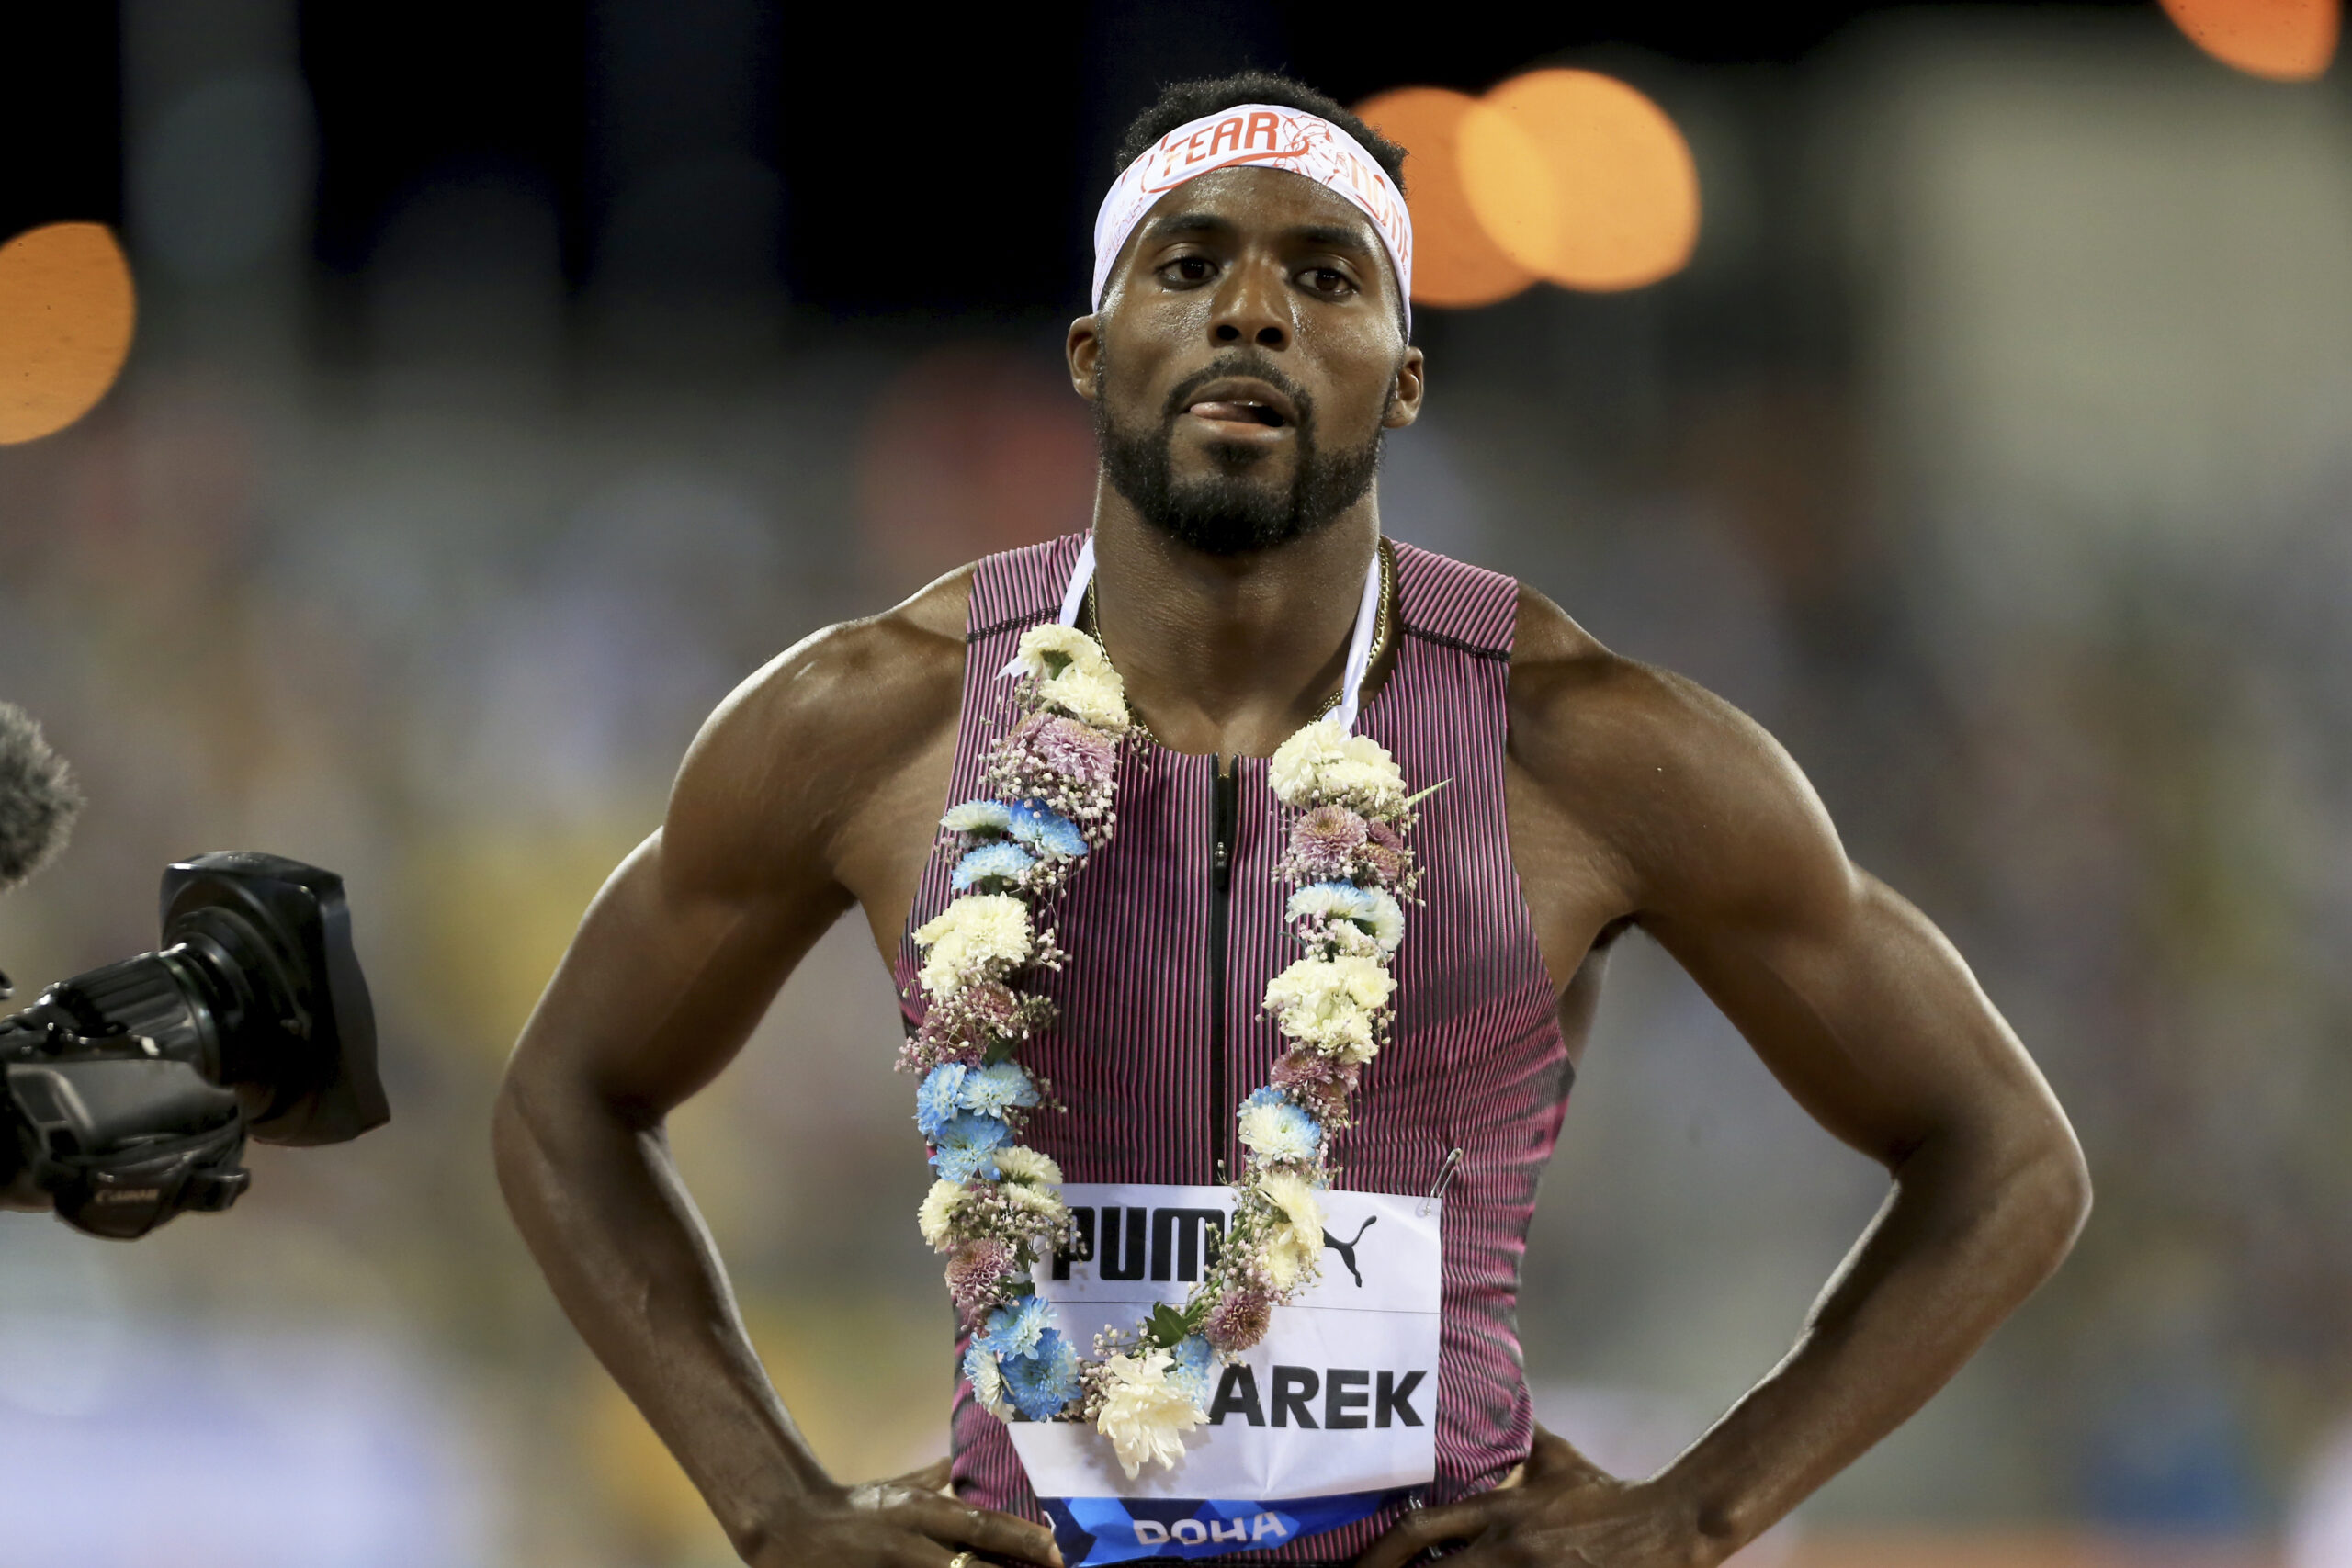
[1419,1147,1463,1216]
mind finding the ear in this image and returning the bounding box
[1068,314,1103,402]
[1382,345,1426,430]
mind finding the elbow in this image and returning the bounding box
[2003,1113,2094,1280]
[489,1066,540,1204]
[2050,1130,2095,1251]
[489,1040,651,1200]
[490,1044,542,1155]
[490,1045,582,1202]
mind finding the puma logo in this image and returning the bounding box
[1321,1216,1377,1287]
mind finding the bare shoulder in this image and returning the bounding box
[1507,583,1852,923]
[664,566,974,901]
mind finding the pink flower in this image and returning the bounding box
[960,980,1026,1033]
[1204,1284,1274,1353]
[1271,1049,1360,1125]
[1360,818,1409,887]
[913,1009,989,1069]
[910,979,1037,1070]
[1288,805,1368,880]
[947,1238,1015,1326]
[1022,713,1119,789]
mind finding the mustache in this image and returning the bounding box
[1159,355,1315,424]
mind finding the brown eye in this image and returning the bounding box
[1305,267,1354,295]
[1168,256,1214,283]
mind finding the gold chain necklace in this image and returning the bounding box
[1082,538,1394,736]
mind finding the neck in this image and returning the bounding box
[1088,485,1379,758]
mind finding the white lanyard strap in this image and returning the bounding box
[1329,540,1383,736]
[1057,536,1098,629]
[1056,535,1384,736]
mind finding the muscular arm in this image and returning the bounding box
[492,580,1061,1568]
[1368,592,2091,1568]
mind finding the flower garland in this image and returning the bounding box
[904,620,1419,1479]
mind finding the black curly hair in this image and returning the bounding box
[1114,70,1407,193]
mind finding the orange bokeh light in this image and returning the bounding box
[1355,86,1537,309]
[0,222,137,446]
[1460,68,1701,294]
[2161,0,2339,81]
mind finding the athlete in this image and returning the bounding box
[495,72,2090,1568]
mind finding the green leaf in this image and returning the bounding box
[1144,1303,1191,1348]
[1401,778,1451,809]
[982,1035,1019,1066]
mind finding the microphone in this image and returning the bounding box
[0,703,82,895]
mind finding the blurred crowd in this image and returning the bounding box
[4,8,2351,1568]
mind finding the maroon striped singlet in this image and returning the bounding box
[893,533,1573,1562]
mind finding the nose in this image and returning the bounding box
[1210,256,1290,351]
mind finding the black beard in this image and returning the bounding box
[1094,353,1385,558]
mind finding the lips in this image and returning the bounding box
[1190,400,1285,426]
[1182,376,1299,432]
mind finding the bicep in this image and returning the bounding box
[1613,689,2064,1170]
[1645,871,2055,1168]
[508,649,868,1122]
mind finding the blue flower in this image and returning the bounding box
[1001,1327,1082,1420]
[978,1294,1054,1359]
[953,840,1035,892]
[916,1064,968,1139]
[959,1061,1039,1119]
[1168,1334,1217,1407]
[1008,802,1087,860]
[930,1112,1012,1183]
[1309,880,1380,918]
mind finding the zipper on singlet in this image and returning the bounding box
[1208,757,1239,1184]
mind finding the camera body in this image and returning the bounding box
[1,852,386,1239]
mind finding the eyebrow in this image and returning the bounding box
[1138,211,1238,243]
[1288,222,1378,257]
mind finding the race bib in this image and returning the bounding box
[1008,1183,1441,1564]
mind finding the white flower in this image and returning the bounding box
[1286,883,1406,954]
[918,1179,966,1249]
[1039,664,1130,733]
[1360,887,1406,951]
[1002,623,1109,682]
[993,1146,1065,1188]
[1320,757,1407,814]
[1262,955,1396,1063]
[1094,1348,1206,1478]
[1268,719,1353,807]
[1286,883,1358,923]
[968,1348,1012,1420]
[1238,1100,1319,1165]
[1002,1182,1067,1226]
[913,894,1034,994]
[941,799,1014,835]
[1256,1169,1325,1292]
[1268,719,1407,812]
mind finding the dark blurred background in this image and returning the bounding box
[4,4,2350,1565]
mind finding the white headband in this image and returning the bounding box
[1091,103,1414,334]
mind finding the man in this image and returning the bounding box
[495,72,2090,1568]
